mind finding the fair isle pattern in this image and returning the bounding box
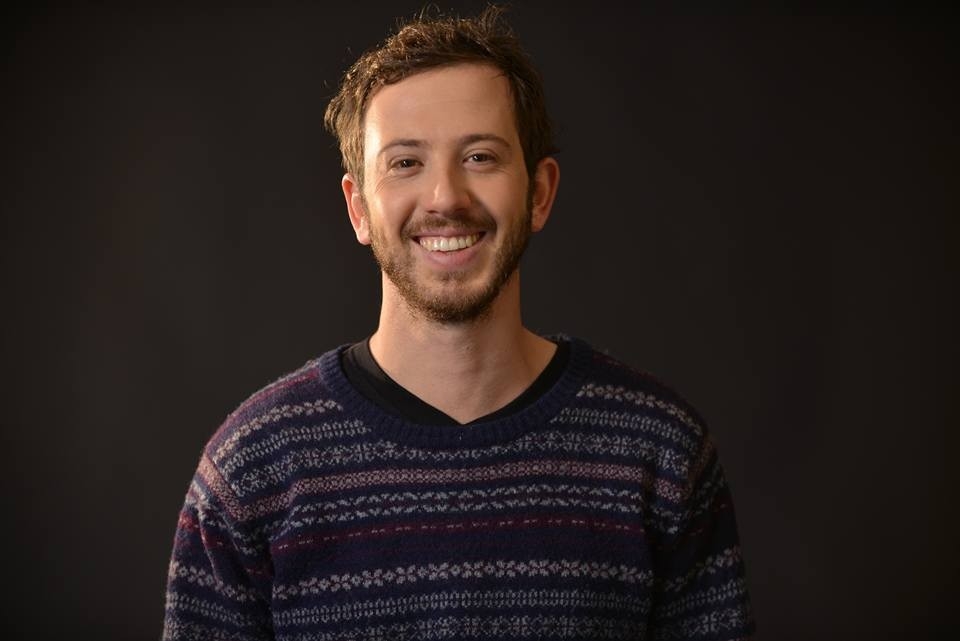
[575,383,704,433]
[271,559,655,599]
[273,588,649,626]
[219,418,371,476]
[164,337,754,640]
[167,562,263,604]
[270,615,646,641]
[217,399,349,462]
[217,428,703,498]
[219,457,687,523]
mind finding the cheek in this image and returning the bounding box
[368,191,416,235]
[493,177,533,219]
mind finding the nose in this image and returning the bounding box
[425,162,471,215]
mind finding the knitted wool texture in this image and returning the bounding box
[163,337,754,640]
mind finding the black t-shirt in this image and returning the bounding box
[341,338,570,426]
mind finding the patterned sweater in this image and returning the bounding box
[163,337,754,640]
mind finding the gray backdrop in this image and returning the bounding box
[4,1,956,639]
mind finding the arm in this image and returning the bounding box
[162,453,274,641]
[649,435,755,641]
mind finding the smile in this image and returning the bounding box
[417,233,481,252]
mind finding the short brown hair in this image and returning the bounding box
[323,4,555,189]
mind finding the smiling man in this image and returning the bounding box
[163,7,755,641]
[340,62,560,424]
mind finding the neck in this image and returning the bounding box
[369,272,556,424]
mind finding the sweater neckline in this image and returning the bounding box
[316,335,591,449]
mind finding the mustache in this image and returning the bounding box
[401,211,495,238]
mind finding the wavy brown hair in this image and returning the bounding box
[323,5,555,189]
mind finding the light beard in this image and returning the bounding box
[369,208,532,324]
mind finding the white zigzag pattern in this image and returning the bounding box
[216,399,343,460]
[167,562,263,603]
[218,419,370,475]
[233,429,689,496]
[657,576,751,618]
[660,547,744,594]
[165,592,261,627]
[576,383,702,435]
[273,588,649,626]
[551,407,700,453]
[269,613,643,641]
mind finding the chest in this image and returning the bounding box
[262,446,657,639]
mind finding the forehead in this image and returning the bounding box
[363,64,518,156]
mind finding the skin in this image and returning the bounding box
[341,63,560,424]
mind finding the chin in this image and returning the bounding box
[410,285,500,324]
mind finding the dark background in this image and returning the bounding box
[4,1,956,639]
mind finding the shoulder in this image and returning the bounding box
[570,338,707,427]
[564,339,727,533]
[208,350,339,444]
[198,346,359,493]
[562,337,712,460]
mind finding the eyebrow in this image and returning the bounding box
[376,133,513,160]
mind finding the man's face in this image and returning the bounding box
[346,64,545,323]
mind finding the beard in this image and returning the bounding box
[368,206,532,324]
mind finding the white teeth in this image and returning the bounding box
[419,234,480,252]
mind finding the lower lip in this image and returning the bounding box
[415,234,486,269]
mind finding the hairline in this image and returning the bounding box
[356,62,527,188]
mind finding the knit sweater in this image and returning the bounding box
[163,337,754,640]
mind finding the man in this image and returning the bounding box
[163,7,754,640]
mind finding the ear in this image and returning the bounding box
[530,156,560,233]
[342,173,371,245]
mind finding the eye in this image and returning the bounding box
[466,152,494,164]
[391,158,420,170]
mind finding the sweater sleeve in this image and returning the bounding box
[162,453,274,641]
[649,433,755,641]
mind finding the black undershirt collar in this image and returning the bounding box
[341,337,570,426]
